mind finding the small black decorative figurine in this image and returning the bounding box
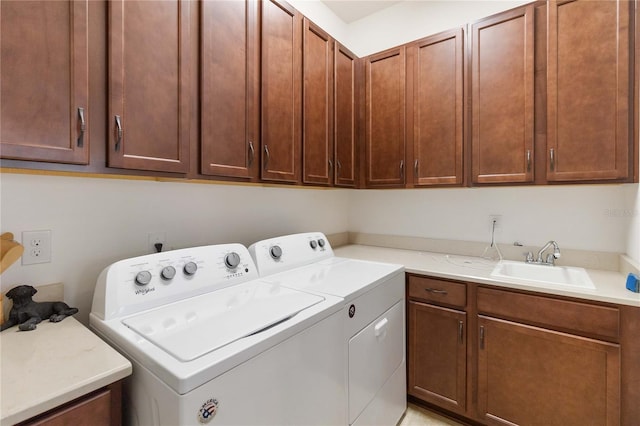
[0,285,78,331]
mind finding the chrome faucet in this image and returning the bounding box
[525,241,561,266]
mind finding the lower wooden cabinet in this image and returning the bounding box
[18,381,122,426]
[408,301,466,414]
[407,274,639,425]
[478,316,620,426]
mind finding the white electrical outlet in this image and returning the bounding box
[22,230,52,265]
[148,232,166,253]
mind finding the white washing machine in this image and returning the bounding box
[89,243,346,426]
[249,232,407,426]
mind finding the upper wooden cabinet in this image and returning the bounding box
[546,0,632,182]
[408,28,464,186]
[365,47,407,187]
[302,19,333,186]
[334,42,359,188]
[261,0,302,183]
[108,0,191,173]
[0,0,89,164]
[471,5,535,184]
[201,0,259,179]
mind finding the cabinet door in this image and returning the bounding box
[302,19,333,186]
[1,0,89,164]
[471,6,534,184]
[365,47,406,187]
[261,0,302,183]
[547,0,631,182]
[334,42,358,188]
[478,316,620,425]
[411,28,464,186]
[201,0,259,179]
[408,301,466,414]
[108,0,190,173]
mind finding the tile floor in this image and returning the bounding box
[398,403,465,426]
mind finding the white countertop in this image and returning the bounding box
[334,244,640,307]
[0,317,132,425]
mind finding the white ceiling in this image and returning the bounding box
[321,0,403,23]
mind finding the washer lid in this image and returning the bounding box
[122,281,324,362]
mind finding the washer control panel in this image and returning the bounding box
[94,243,259,320]
[248,232,334,277]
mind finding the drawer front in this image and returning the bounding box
[477,286,620,341]
[408,275,466,308]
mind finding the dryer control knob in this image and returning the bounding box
[161,265,176,280]
[270,245,283,260]
[224,252,241,269]
[183,261,198,276]
[309,240,318,249]
[134,270,152,286]
[318,238,326,248]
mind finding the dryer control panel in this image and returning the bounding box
[248,232,334,277]
[92,244,259,320]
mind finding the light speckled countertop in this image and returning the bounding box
[0,317,132,425]
[334,244,640,307]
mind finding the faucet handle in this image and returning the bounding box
[525,252,534,263]
[546,253,556,265]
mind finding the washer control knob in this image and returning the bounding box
[270,245,283,260]
[161,265,176,280]
[318,238,326,248]
[224,252,241,269]
[134,270,152,286]
[183,261,198,276]
[309,240,318,249]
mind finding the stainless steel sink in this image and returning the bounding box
[490,260,595,289]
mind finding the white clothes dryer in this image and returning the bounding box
[249,232,407,426]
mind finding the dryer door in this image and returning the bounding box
[348,300,404,424]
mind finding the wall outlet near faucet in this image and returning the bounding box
[22,230,52,265]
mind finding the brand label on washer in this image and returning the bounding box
[348,304,356,318]
[198,398,219,424]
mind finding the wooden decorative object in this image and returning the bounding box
[1,232,25,326]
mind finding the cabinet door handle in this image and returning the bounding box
[414,159,418,176]
[480,325,485,349]
[336,160,342,177]
[329,159,333,173]
[526,150,531,172]
[248,141,255,167]
[550,148,555,171]
[458,321,464,344]
[424,288,448,295]
[400,160,404,178]
[114,115,122,151]
[77,107,85,147]
[263,145,270,170]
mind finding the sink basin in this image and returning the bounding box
[490,261,595,289]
